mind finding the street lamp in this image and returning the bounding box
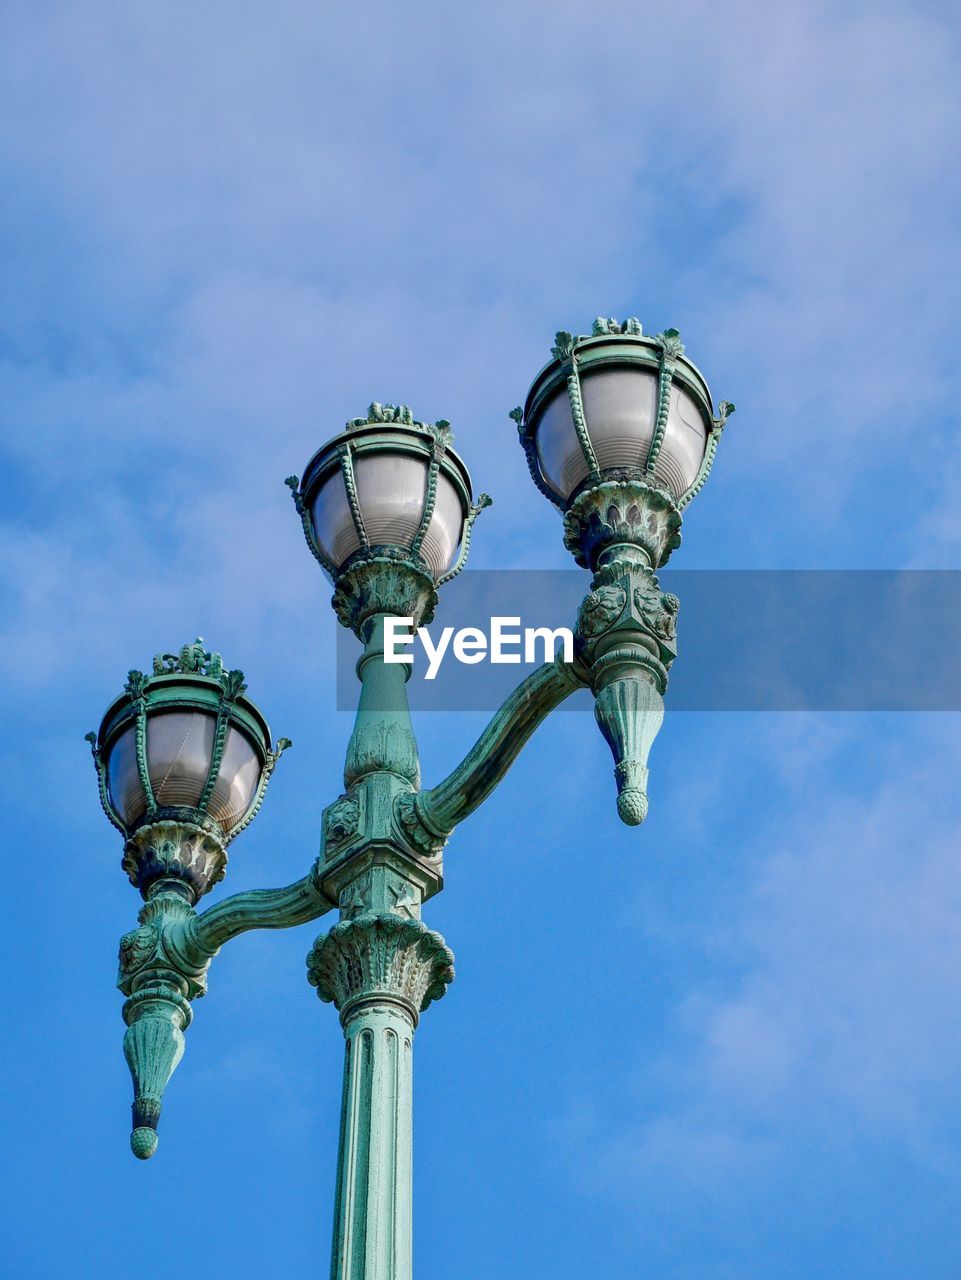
[85,640,291,1158]
[88,318,731,1277]
[514,316,733,824]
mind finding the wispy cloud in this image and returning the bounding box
[566,715,961,1200]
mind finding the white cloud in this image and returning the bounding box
[577,715,961,1195]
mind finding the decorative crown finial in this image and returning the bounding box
[591,317,643,336]
[552,317,647,362]
[146,640,247,698]
[345,404,454,448]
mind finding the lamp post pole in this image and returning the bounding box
[87,318,732,1278]
[306,614,453,1280]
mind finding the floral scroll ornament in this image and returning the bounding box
[576,586,628,639]
[325,794,360,847]
[118,924,160,984]
[634,579,680,644]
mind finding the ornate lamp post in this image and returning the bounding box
[88,319,731,1278]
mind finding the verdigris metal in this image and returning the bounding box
[576,546,679,825]
[511,317,735,824]
[307,913,454,1280]
[402,657,588,848]
[286,404,492,635]
[302,608,455,1278]
[513,317,734,526]
[87,640,299,1157]
[87,638,290,863]
[88,331,731,1276]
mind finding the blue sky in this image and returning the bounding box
[3,2,961,1277]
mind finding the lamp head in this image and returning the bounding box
[289,404,490,639]
[87,639,288,902]
[513,317,733,571]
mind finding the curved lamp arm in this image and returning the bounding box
[408,658,589,843]
[118,870,334,1159]
[187,873,334,955]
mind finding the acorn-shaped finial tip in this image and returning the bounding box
[130,1126,158,1159]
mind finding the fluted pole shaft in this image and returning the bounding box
[331,1000,415,1280]
[307,593,453,1277]
[308,914,455,1280]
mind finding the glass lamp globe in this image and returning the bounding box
[535,367,708,503]
[106,712,262,834]
[520,321,719,508]
[92,640,276,842]
[297,406,475,581]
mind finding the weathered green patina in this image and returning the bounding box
[512,316,734,822]
[88,322,732,1278]
[87,640,293,1159]
[285,403,492,635]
